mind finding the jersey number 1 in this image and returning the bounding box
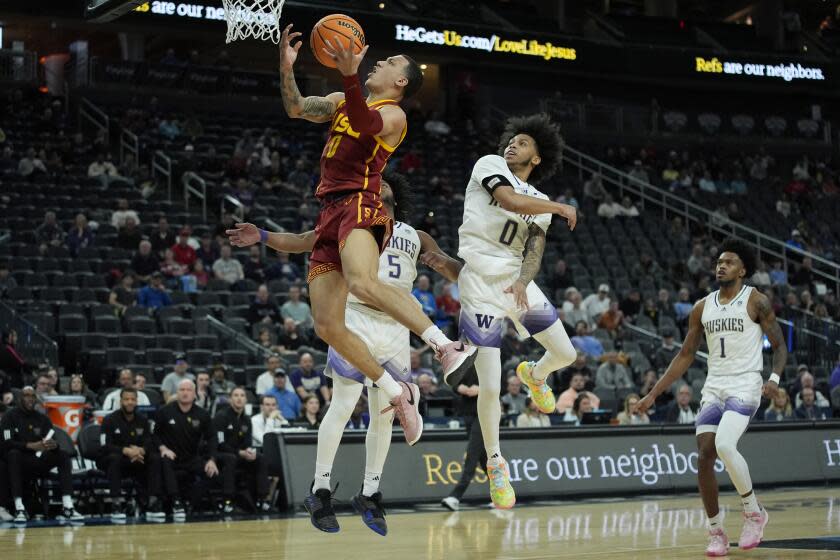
[499,219,518,246]
[720,337,726,358]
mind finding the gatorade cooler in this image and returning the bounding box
[43,395,87,441]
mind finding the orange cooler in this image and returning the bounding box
[43,395,87,441]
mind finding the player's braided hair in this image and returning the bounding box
[497,113,563,184]
[720,237,757,278]
[381,169,413,223]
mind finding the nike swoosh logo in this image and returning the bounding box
[404,382,416,406]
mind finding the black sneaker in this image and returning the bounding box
[220,499,234,515]
[303,484,339,533]
[13,508,28,524]
[60,507,85,523]
[255,499,272,514]
[145,497,165,521]
[111,500,127,522]
[172,499,186,521]
[351,491,387,536]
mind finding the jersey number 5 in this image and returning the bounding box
[499,219,518,246]
[387,254,401,278]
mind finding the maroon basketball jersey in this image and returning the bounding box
[315,99,406,199]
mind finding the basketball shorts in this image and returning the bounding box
[695,372,763,435]
[308,190,394,283]
[324,302,411,387]
[457,264,558,348]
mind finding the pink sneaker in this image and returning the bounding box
[382,382,423,446]
[436,341,478,388]
[705,528,730,557]
[738,508,768,550]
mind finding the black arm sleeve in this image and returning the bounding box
[481,174,513,196]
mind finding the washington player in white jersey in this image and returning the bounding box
[428,114,578,509]
[635,239,786,557]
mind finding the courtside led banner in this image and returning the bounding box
[394,24,576,63]
[694,56,826,82]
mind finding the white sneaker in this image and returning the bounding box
[441,496,460,511]
[0,506,12,522]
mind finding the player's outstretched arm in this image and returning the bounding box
[492,186,577,231]
[417,230,463,283]
[278,24,343,123]
[226,223,316,254]
[633,300,705,414]
[753,291,786,398]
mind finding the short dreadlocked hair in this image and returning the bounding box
[381,169,413,223]
[720,237,757,278]
[497,113,563,184]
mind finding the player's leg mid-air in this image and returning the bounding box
[634,238,785,556]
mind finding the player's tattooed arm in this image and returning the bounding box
[754,292,787,376]
[280,69,341,123]
[516,224,546,286]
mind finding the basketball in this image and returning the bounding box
[310,14,366,68]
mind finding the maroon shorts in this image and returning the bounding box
[308,191,393,283]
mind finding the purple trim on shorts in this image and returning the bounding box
[695,403,724,427]
[327,347,366,384]
[724,397,759,418]
[382,358,411,384]
[518,305,558,336]
[458,310,503,348]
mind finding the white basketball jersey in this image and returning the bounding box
[347,221,419,306]
[701,285,763,377]
[458,155,553,276]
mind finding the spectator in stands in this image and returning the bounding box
[763,388,793,422]
[0,330,33,389]
[618,196,640,218]
[65,213,94,257]
[412,274,439,322]
[500,322,526,364]
[0,371,12,405]
[549,260,572,300]
[769,260,788,286]
[153,379,218,519]
[131,240,160,282]
[111,198,141,229]
[98,387,161,521]
[516,398,551,428]
[255,354,285,396]
[424,111,451,136]
[686,244,706,277]
[280,285,313,329]
[196,233,219,270]
[565,392,594,426]
[150,216,176,258]
[571,321,604,359]
[776,194,792,219]
[244,245,266,284]
[290,353,330,405]
[596,352,634,392]
[109,273,136,316]
[794,387,830,420]
[583,172,607,201]
[213,243,245,288]
[251,394,289,448]
[17,147,47,178]
[0,386,84,523]
[619,288,642,321]
[102,368,151,410]
[286,159,311,191]
[211,365,236,396]
[117,217,143,251]
[830,353,840,391]
[87,152,120,186]
[556,188,580,209]
[171,229,197,269]
[653,329,679,371]
[248,284,281,325]
[0,263,17,298]
[561,287,588,329]
[628,160,649,184]
[161,354,195,403]
[35,372,57,403]
[35,211,64,251]
[160,248,187,286]
[597,301,624,337]
[555,352,594,394]
[787,229,805,252]
[657,289,676,320]
[138,272,171,309]
[265,371,299,423]
[617,393,650,425]
[67,374,97,406]
[665,385,698,424]
[213,386,272,513]
[436,282,460,335]
[214,212,236,245]
[277,317,307,351]
[632,253,662,282]
[751,261,771,288]
[157,118,180,141]
[793,372,830,409]
[408,349,433,382]
[266,251,302,283]
[194,371,216,413]
[297,394,321,429]
[501,375,527,416]
[790,257,815,289]
[556,373,599,414]
[597,194,622,219]
[698,171,717,193]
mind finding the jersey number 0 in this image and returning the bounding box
[499,219,518,246]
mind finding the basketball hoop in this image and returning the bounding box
[222,0,285,44]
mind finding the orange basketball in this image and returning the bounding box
[310,14,366,69]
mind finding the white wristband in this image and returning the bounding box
[769,373,780,385]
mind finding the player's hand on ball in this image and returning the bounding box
[556,203,577,231]
[226,223,261,247]
[322,37,369,76]
[279,24,303,71]
[633,394,654,415]
[504,280,529,311]
[762,380,779,399]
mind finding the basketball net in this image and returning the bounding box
[222,0,285,44]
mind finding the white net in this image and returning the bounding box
[222,0,285,44]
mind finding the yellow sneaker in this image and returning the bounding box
[487,458,516,510]
[516,361,555,414]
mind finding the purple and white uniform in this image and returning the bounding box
[324,221,419,386]
[456,155,557,348]
[695,285,765,434]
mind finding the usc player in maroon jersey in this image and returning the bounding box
[228,24,476,449]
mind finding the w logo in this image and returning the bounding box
[476,314,495,329]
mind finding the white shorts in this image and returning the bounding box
[324,302,411,387]
[458,264,558,348]
[695,372,763,435]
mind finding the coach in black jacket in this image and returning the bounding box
[153,378,219,518]
[213,387,271,513]
[0,386,83,522]
[98,387,163,520]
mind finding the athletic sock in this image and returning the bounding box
[362,470,382,497]
[376,371,403,401]
[741,491,760,514]
[14,497,24,511]
[708,512,723,531]
[313,463,332,492]
[62,495,74,509]
[420,326,451,350]
[531,358,552,382]
[487,450,503,467]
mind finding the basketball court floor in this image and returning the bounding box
[3,487,839,559]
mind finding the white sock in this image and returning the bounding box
[741,491,760,514]
[62,495,74,509]
[14,497,24,511]
[313,376,364,492]
[376,371,403,401]
[475,347,503,462]
[313,462,333,492]
[363,470,382,497]
[420,326,451,350]
[708,512,723,531]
